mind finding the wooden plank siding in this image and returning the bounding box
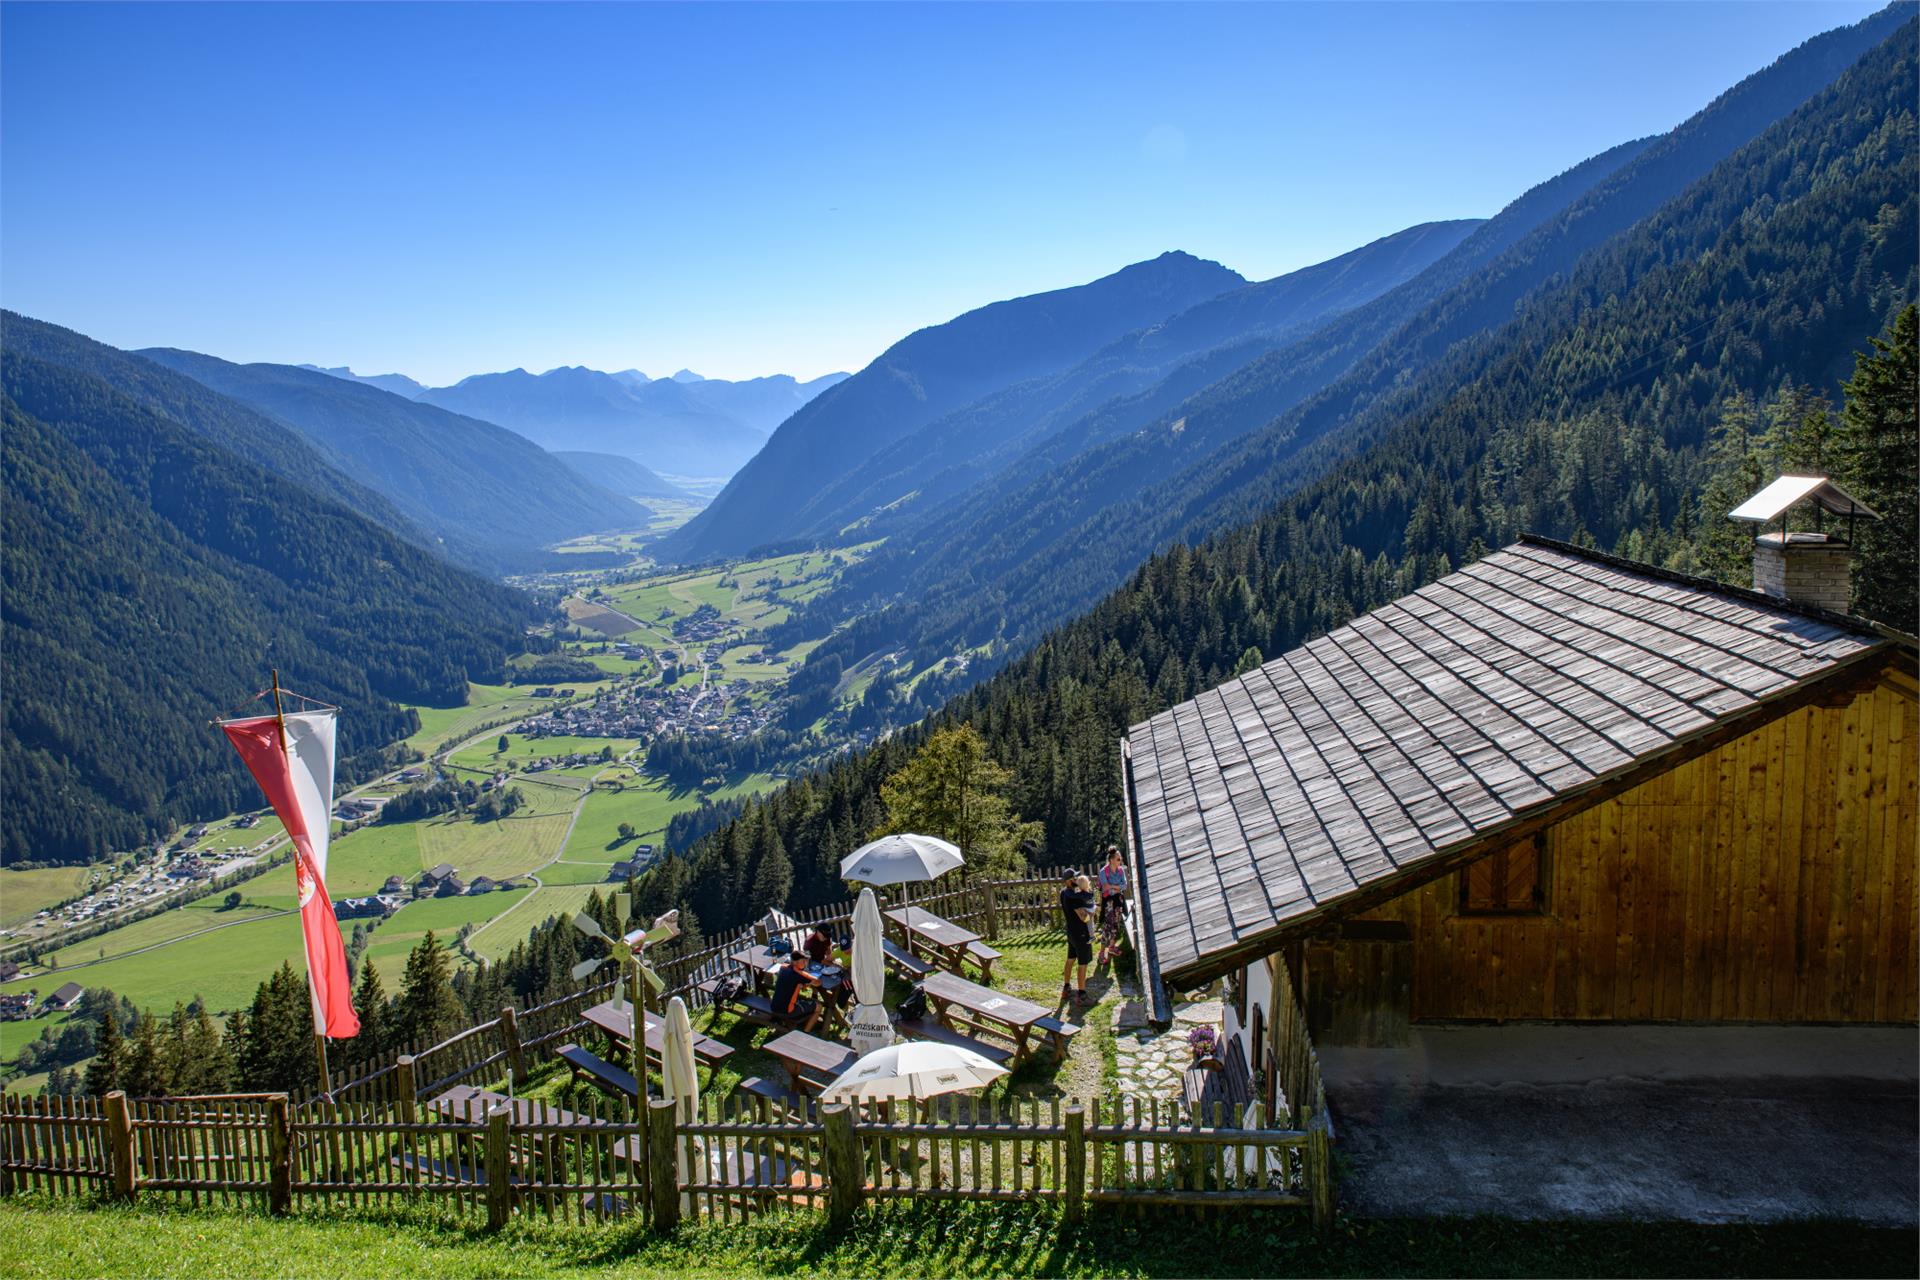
[1349,681,1918,1024]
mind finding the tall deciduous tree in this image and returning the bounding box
[878,725,1041,879]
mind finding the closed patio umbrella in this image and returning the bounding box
[661,995,700,1208]
[820,1040,1007,1104]
[848,887,893,1056]
[840,833,963,888]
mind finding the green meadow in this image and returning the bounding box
[0,865,96,928]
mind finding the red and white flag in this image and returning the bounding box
[220,708,360,1039]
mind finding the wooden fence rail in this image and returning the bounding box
[0,1087,1331,1228]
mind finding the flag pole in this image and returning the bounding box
[273,668,333,1095]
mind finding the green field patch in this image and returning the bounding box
[0,1011,69,1067]
[535,860,622,886]
[1,911,313,1015]
[0,865,96,929]
[402,681,616,757]
[37,901,284,969]
[466,885,602,962]
[414,813,572,883]
[247,822,423,910]
[448,733,636,775]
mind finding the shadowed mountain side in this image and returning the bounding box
[137,350,645,566]
[783,219,1486,543]
[661,249,1248,560]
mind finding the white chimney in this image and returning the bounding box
[1728,475,1878,615]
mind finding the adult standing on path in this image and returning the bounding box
[1059,873,1095,1007]
[1095,844,1129,966]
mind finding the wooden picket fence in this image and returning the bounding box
[0,1087,1330,1227]
[3,868,1336,1227]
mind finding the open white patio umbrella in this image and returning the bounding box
[840,833,963,888]
[847,887,894,1057]
[820,1040,1007,1104]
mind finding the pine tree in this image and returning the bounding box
[1835,305,1918,630]
[123,1014,169,1097]
[395,934,465,1048]
[189,1005,235,1093]
[85,1008,125,1096]
[347,959,392,1065]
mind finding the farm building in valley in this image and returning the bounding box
[1123,530,1916,1142]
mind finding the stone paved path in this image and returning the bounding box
[1112,992,1222,1100]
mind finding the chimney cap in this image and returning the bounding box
[1729,474,1879,524]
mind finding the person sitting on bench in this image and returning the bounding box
[772,949,823,1032]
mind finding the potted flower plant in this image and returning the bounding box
[1188,1024,1223,1070]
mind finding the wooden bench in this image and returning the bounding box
[1182,1037,1254,1122]
[892,1016,1014,1066]
[391,1153,526,1186]
[882,938,935,980]
[1033,1013,1081,1062]
[556,1042,639,1098]
[736,1075,808,1114]
[964,940,1003,981]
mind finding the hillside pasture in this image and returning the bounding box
[0,866,96,929]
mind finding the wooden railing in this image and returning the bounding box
[1,1087,1330,1228]
[2,869,1336,1227]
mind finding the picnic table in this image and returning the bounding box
[427,1084,601,1127]
[583,999,735,1068]
[918,970,1051,1063]
[731,946,848,990]
[761,1029,858,1095]
[883,906,980,972]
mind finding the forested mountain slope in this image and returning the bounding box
[663,251,1247,560]
[138,350,644,568]
[628,15,1916,939]
[785,2,1909,675]
[1,349,536,866]
[1,313,424,545]
[780,220,1484,545]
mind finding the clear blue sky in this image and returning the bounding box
[1,1,1886,385]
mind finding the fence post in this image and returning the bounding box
[822,1102,862,1228]
[395,1055,417,1125]
[1306,1112,1333,1232]
[981,879,1000,941]
[1064,1103,1086,1222]
[498,1006,528,1087]
[266,1093,292,1215]
[647,1097,678,1229]
[103,1091,136,1202]
[485,1103,512,1230]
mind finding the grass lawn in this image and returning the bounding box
[0,1196,1911,1280]
[0,865,96,928]
[1,910,311,1016]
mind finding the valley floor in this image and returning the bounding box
[0,1196,1912,1279]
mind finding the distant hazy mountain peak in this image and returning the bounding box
[610,368,651,388]
[671,368,706,383]
[299,363,428,399]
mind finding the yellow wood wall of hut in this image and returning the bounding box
[1352,675,1918,1024]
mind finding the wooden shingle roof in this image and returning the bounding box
[1124,537,1902,992]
